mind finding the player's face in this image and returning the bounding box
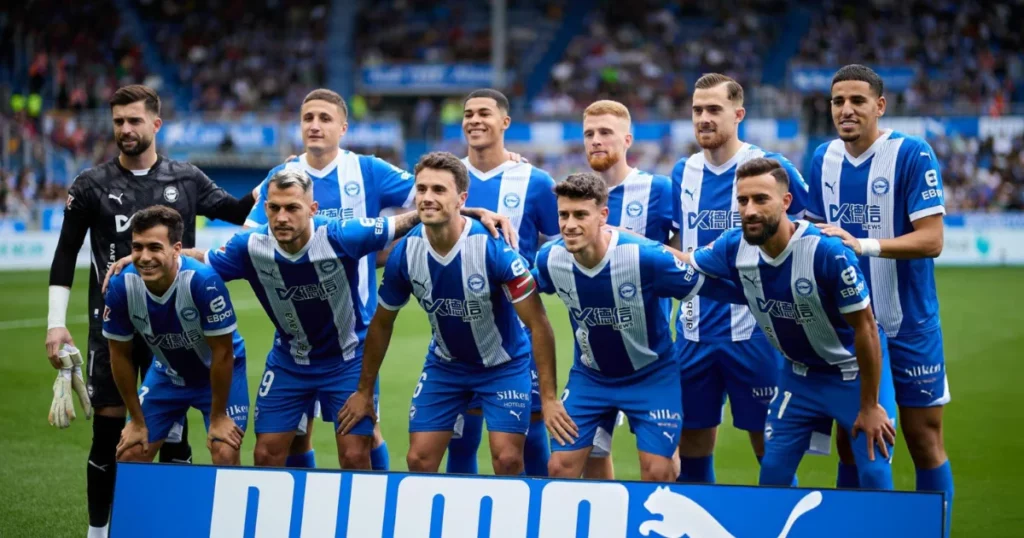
[112,101,161,157]
[131,225,181,283]
[736,174,791,246]
[557,196,608,253]
[301,100,348,154]
[691,84,743,151]
[463,98,510,150]
[583,114,632,172]
[831,81,886,143]
[414,168,468,226]
[265,183,318,245]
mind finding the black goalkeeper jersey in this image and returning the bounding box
[49,155,255,324]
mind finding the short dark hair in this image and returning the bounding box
[695,73,744,105]
[414,152,470,193]
[303,88,349,119]
[736,157,790,190]
[109,85,160,115]
[554,172,608,206]
[464,89,510,114]
[268,169,313,194]
[132,205,184,245]
[831,64,884,97]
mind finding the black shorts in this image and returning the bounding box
[86,324,156,409]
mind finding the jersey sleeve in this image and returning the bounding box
[649,175,674,242]
[206,232,250,282]
[377,241,411,311]
[670,158,685,231]
[529,170,561,237]
[821,241,871,314]
[647,245,746,304]
[774,153,810,219]
[194,166,253,225]
[328,216,395,260]
[244,171,275,227]
[903,140,946,222]
[804,148,826,221]
[194,271,238,336]
[50,175,95,287]
[101,277,134,342]
[532,245,555,294]
[690,230,735,280]
[489,237,536,303]
[368,156,416,209]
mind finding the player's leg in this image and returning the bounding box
[133,338,193,465]
[370,378,390,471]
[408,361,466,473]
[548,372,612,478]
[117,368,183,463]
[323,364,378,469]
[834,364,898,491]
[84,327,128,536]
[446,404,484,474]
[252,364,310,467]
[286,402,318,468]
[834,424,860,487]
[759,365,828,486]
[723,341,784,478]
[620,361,682,483]
[522,365,550,477]
[675,341,724,483]
[478,359,532,476]
[199,362,249,466]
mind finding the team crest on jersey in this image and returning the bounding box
[626,201,644,218]
[467,273,486,292]
[871,177,890,195]
[344,181,361,196]
[794,278,814,297]
[618,282,638,299]
[180,307,200,322]
[319,259,339,275]
[503,193,521,209]
[163,186,179,203]
[408,404,417,420]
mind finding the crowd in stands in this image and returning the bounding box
[935,133,1024,211]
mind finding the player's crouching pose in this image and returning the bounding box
[105,206,248,465]
[338,152,569,476]
[532,172,745,482]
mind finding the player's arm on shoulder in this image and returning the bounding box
[689,231,737,279]
[203,231,250,281]
[193,165,256,225]
[873,140,944,259]
[333,214,412,259]
[244,174,274,228]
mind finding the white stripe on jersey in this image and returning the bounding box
[174,270,213,369]
[126,273,184,385]
[790,235,858,374]
[619,170,652,235]
[461,234,512,367]
[495,163,532,237]
[547,246,600,371]
[609,242,657,370]
[729,146,765,341]
[735,242,786,359]
[308,229,358,361]
[338,151,372,310]
[679,154,706,342]
[406,237,455,361]
[248,233,312,365]
[866,138,905,337]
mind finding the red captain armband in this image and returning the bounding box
[503,273,536,303]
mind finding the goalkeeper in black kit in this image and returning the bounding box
[43,85,257,538]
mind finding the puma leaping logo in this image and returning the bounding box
[662,431,676,443]
[684,188,696,200]
[509,410,523,421]
[638,487,823,538]
[108,192,125,205]
[824,182,836,194]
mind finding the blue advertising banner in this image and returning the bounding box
[442,120,803,145]
[156,119,403,150]
[361,64,503,93]
[790,66,918,93]
[111,463,944,538]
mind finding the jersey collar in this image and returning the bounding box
[299,151,345,178]
[571,229,619,278]
[758,220,808,267]
[426,216,473,265]
[271,219,318,262]
[144,256,183,304]
[843,129,892,167]
[703,143,752,176]
[462,157,519,181]
[114,154,163,177]
[607,168,640,192]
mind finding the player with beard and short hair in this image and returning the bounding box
[670,73,811,485]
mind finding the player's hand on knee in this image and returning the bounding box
[63,345,93,420]
[208,415,244,450]
[337,391,376,435]
[48,351,76,428]
[44,327,75,369]
[542,398,578,447]
[852,404,897,461]
[101,256,134,295]
[117,422,149,460]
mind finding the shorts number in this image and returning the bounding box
[138,386,150,405]
[561,388,570,402]
[258,371,275,397]
[412,373,427,398]
[777,390,793,419]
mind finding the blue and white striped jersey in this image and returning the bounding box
[462,159,560,268]
[691,222,873,375]
[672,143,810,343]
[103,256,246,386]
[378,218,536,368]
[534,231,744,380]
[605,169,675,244]
[805,130,944,338]
[207,216,395,374]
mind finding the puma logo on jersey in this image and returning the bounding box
[824,181,836,194]
[509,410,523,421]
[684,188,696,200]
[108,192,125,204]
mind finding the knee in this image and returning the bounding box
[902,417,946,467]
[678,428,716,457]
[407,448,440,473]
[547,454,579,478]
[857,462,893,490]
[340,443,371,470]
[210,441,239,466]
[491,447,524,476]
[640,457,676,483]
[254,442,286,467]
[758,455,796,487]
[117,444,149,463]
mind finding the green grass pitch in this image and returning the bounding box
[1,267,1022,536]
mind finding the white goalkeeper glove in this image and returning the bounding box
[49,352,76,428]
[65,345,93,420]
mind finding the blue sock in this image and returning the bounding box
[523,419,550,477]
[837,462,860,488]
[285,449,316,469]
[446,413,483,474]
[370,442,390,471]
[677,455,715,483]
[757,454,797,486]
[917,461,954,538]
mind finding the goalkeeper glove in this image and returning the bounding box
[48,352,75,428]
[65,345,93,420]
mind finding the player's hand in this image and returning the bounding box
[45,327,76,369]
[207,414,244,451]
[102,255,134,295]
[336,390,376,436]
[815,224,860,253]
[63,345,93,420]
[465,208,519,250]
[852,404,897,461]
[542,398,578,447]
[116,421,149,459]
[48,351,76,428]
[506,151,529,164]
